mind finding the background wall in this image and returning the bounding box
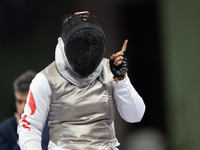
[159,0,200,150]
[1,0,199,149]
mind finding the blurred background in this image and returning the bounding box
[0,0,200,150]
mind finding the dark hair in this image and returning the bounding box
[13,70,37,92]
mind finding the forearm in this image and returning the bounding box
[20,140,42,150]
[113,75,145,123]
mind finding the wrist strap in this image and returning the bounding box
[113,75,126,83]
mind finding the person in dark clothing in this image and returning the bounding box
[0,70,50,150]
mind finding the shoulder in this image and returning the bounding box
[102,58,111,72]
[0,117,19,149]
[40,61,61,85]
[102,58,113,84]
[102,58,111,71]
[102,58,109,65]
[30,72,52,98]
[30,62,56,89]
[41,61,58,78]
[0,116,16,133]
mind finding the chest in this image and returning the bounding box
[49,79,115,124]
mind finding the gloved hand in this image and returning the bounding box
[109,40,128,79]
[109,54,128,77]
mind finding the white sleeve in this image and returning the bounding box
[17,73,51,150]
[113,74,145,123]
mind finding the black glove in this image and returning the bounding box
[109,54,128,78]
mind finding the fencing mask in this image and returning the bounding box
[61,11,106,76]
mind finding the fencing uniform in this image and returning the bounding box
[17,12,145,150]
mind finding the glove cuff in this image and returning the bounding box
[113,74,126,81]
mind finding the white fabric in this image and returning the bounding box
[18,72,145,150]
[113,75,145,123]
[22,140,42,150]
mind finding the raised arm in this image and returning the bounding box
[110,40,145,122]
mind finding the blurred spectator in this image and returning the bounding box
[0,70,49,150]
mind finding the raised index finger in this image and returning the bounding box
[121,39,128,52]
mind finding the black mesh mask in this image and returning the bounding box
[61,12,106,76]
